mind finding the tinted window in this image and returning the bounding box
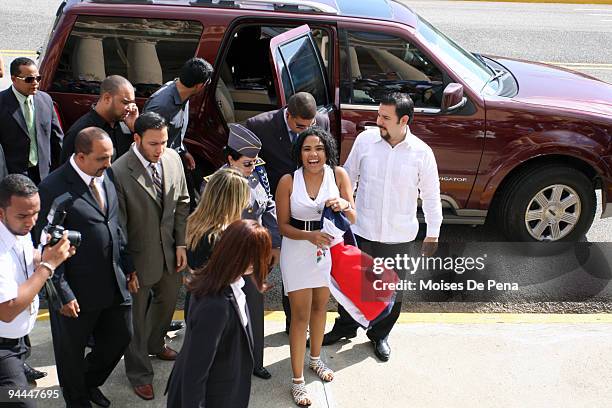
[340,30,444,109]
[277,35,328,106]
[50,16,203,97]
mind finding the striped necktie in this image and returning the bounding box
[149,163,163,203]
[89,178,106,214]
[24,97,38,166]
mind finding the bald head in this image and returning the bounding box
[75,127,111,155]
[100,75,133,96]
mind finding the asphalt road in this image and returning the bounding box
[0,1,611,310]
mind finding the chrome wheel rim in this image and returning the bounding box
[524,184,581,241]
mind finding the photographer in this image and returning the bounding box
[0,175,73,407]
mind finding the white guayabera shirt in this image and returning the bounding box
[343,127,443,243]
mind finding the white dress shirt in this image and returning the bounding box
[132,144,164,182]
[0,222,38,338]
[230,277,248,327]
[343,127,442,243]
[70,155,106,210]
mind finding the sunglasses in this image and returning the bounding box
[15,75,42,84]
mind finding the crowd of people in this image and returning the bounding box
[0,55,442,407]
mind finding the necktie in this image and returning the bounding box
[149,163,163,203]
[89,178,106,214]
[289,131,298,144]
[23,97,38,166]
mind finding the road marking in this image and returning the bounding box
[34,310,612,323]
[587,13,612,16]
[574,8,612,11]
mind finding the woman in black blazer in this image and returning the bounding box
[166,219,272,408]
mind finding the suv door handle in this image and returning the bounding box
[357,121,378,132]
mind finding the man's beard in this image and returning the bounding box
[379,127,390,140]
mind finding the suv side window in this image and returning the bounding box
[340,30,444,109]
[50,16,203,97]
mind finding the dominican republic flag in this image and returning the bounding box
[320,206,399,328]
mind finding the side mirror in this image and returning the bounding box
[441,83,467,113]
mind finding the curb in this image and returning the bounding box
[34,309,612,323]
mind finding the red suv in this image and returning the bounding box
[39,0,612,242]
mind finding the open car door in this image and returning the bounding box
[269,24,337,133]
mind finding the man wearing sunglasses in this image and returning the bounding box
[245,91,329,334]
[0,57,63,185]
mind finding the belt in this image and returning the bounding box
[290,218,322,231]
[0,337,22,346]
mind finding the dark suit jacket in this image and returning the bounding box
[35,162,133,311]
[166,287,254,408]
[0,144,7,181]
[245,108,329,197]
[0,88,63,180]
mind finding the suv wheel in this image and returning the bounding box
[497,165,596,241]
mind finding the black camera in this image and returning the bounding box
[44,193,82,247]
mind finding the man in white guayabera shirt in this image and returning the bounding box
[323,92,442,362]
[0,174,72,407]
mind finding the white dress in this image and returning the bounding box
[280,165,340,294]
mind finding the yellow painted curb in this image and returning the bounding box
[35,310,612,324]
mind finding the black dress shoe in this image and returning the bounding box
[23,363,47,383]
[372,338,391,362]
[168,320,184,332]
[322,330,357,346]
[253,367,272,379]
[88,387,110,407]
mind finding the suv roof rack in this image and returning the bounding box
[191,0,338,14]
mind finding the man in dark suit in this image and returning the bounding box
[0,57,63,184]
[36,127,135,408]
[0,145,7,182]
[61,75,138,163]
[245,92,329,331]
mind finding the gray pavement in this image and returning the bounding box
[25,317,612,407]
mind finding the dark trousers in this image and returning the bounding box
[26,166,40,185]
[0,337,34,408]
[330,235,412,341]
[49,303,132,407]
[242,276,265,368]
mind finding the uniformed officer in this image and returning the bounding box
[214,123,281,380]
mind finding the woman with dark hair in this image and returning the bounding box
[166,219,272,408]
[276,127,356,406]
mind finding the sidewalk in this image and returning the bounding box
[24,312,612,407]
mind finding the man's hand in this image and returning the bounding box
[41,233,75,272]
[127,272,140,294]
[124,103,139,133]
[60,299,80,318]
[421,237,438,257]
[176,247,187,272]
[270,248,280,267]
[182,151,196,171]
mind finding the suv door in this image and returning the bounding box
[269,24,338,140]
[338,23,486,213]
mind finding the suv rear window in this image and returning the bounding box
[50,16,203,98]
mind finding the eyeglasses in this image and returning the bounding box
[293,118,316,131]
[15,75,42,84]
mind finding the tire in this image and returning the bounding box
[496,165,596,242]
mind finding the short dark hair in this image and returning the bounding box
[0,174,38,209]
[100,75,133,96]
[179,57,214,88]
[292,126,338,168]
[287,92,317,119]
[380,92,414,124]
[223,146,242,162]
[10,57,35,77]
[134,112,167,136]
[75,127,111,155]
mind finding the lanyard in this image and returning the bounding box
[11,245,29,281]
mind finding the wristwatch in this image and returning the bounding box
[39,262,55,279]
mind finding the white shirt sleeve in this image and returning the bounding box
[343,136,361,191]
[0,257,18,304]
[179,100,190,151]
[418,147,443,238]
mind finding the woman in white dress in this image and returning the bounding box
[276,127,356,406]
